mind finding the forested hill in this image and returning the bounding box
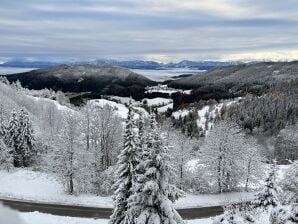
[3,64,156,100]
[168,61,298,94]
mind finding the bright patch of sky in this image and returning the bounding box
[0,0,298,62]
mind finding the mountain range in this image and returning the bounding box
[0,59,243,70]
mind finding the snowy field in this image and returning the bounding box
[132,69,204,81]
[0,169,256,209]
[19,210,213,224]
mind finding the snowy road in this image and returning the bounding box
[0,197,223,220]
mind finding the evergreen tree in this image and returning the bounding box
[0,138,13,170]
[251,162,280,209]
[0,104,5,136]
[110,103,140,224]
[130,113,184,224]
[4,111,21,167]
[17,109,35,167]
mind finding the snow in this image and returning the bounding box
[157,103,173,113]
[145,84,191,95]
[172,109,191,119]
[0,169,256,210]
[142,97,173,107]
[0,203,23,224]
[89,99,129,119]
[88,99,149,119]
[0,169,113,208]
[175,192,256,208]
[196,98,240,135]
[21,212,213,224]
[20,212,212,224]
[20,212,108,224]
[106,96,136,105]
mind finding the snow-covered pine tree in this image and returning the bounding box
[138,113,146,147]
[130,113,184,224]
[0,138,13,171]
[282,161,298,202]
[17,109,36,167]
[110,103,140,224]
[4,111,21,167]
[0,104,5,136]
[251,162,280,210]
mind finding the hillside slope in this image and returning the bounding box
[3,64,156,99]
[169,61,298,90]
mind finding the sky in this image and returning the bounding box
[1,0,298,63]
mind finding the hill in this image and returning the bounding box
[167,61,298,109]
[168,61,298,90]
[3,64,156,101]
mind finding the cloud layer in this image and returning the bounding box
[1,0,298,62]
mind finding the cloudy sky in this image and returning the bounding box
[1,0,298,62]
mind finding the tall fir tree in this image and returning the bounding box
[17,109,35,167]
[251,162,280,210]
[0,104,5,136]
[0,137,13,171]
[129,113,184,224]
[4,111,21,167]
[110,103,140,224]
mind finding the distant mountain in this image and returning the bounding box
[3,64,156,101]
[164,60,242,70]
[91,59,161,69]
[0,59,243,70]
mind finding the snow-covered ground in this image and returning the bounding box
[0,169,112,208]
[157,103,173,113]
[0,169,256,209]
[172,98,241,135]
[145,84,192,95]
[142,97,173,107]
[172,109,191,119]
[20,212,212,224]
[88,99,148,119]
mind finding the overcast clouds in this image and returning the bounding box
[1,0,298,62]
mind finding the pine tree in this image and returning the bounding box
[4,111,21,167]
[0,138,13,171]
[110,103,140,224]
[130,113,184,224]
[251,162,280,210]
[0,104,5,136]
[17,109,35,167]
